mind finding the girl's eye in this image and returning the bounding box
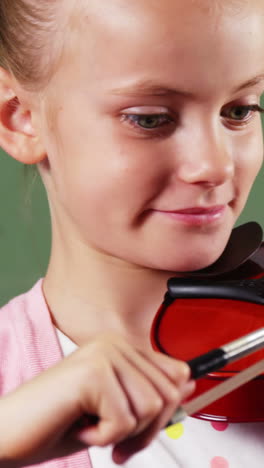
[120,105,264,136]
[121,113,174,133]
[221,104,264,123]
[137,115,166,129]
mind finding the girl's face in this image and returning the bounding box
[37,0,264,272]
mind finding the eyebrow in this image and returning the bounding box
[111,74,264,97]
[111,80,191,97]
[234,74,264,92]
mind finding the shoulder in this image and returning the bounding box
[0,279,62,394]
[0,279,45,333]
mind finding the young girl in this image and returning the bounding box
[0,0,263,467]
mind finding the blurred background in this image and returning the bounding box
[0,104,263,306]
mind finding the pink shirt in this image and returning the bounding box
[2,280,264,468]
[0,279,91,468]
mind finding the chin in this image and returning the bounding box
[168,228,234,273]
[155,246,227,274]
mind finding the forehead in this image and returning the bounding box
[58,0,264,98]
[71,0,262,31]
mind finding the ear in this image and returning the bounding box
[0,67,46,164]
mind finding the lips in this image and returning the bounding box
[169,206,226,215]
[152,205,227,226]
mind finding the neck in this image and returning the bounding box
[43,237,173,350]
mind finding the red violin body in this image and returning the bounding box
[150,223,264,423]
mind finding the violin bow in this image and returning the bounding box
[171,358,264,424]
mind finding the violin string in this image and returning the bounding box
[171,359,264,424]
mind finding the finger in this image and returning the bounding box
[112,411,168,465]
[109,350,169,436]
[114,343,193,411]
[138,348,191,384]
[112,379,196,464]
[115,339,190,384]
[180,379,196,402]
[73,362,138,447]
[109,349,195,438]
[73,352,167,447]
[110,373,196,464]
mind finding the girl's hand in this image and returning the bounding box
[0,333,195,467]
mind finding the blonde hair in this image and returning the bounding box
[0,0,63,90]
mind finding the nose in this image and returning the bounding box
[176,123,234,187]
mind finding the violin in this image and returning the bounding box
[150,222,264,423]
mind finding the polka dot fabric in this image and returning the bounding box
[211,422,229,432]
[165,423,185,440]
[211,456,230,468]
[209,423,230,467]
[159,416,264,468]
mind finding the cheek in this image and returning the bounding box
[235,128,263,192]
[74,156,166,224]
[52,150,153,229]
[74,132,170,217]
[47,95,171,217]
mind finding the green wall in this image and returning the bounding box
[0,108,263,306]
[0,154,50,305]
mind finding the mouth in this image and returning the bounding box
[153,205,227,226]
